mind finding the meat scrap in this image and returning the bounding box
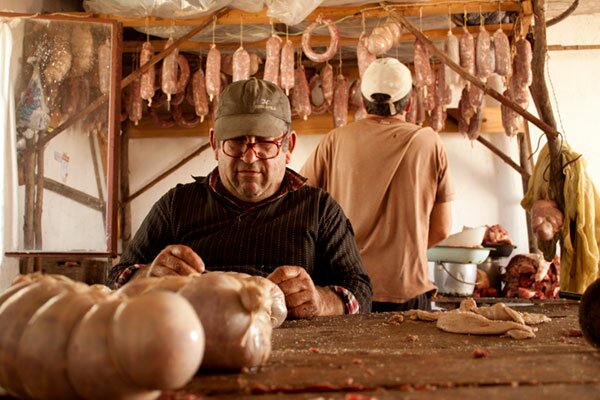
[406,299,550,339]
[473,348,490,358]
[503,254,560,300]
[483,224,513,245]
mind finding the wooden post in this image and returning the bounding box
[530,0,564,211]
[34,141,44,250]
[518,124,536,252]
[120,123,132,251]
[89,132,107,227]
[22,139,35,273]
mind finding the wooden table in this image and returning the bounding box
[167,300,600,399]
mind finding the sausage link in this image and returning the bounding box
[467,108,481,140]
[416,86,426,125]
[444,31,461,86]
[263,35,282,85]
[493,29,511,76]
[430,104,445,132]
[280,40,295,95]
[332,74,348,128]
[129,76,143,126]
[205,44,221,101]
[192,68,209,122]
[172,103,200,128]
[414,39,433,87]
[459,27,475,76]
[321,63,334,106]
[513,38,533,87]
[232,46,251,82]
[475,26,492,79]
[161,38,179,103]
[356,34,376,78]
[301,19,339,63]
[174,54,190,94]
[291,66,311,120]
[140,41,155,106]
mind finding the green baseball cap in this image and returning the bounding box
[214,78,291,141]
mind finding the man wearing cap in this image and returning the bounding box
[108,78,372,318]
[301,58,454,312]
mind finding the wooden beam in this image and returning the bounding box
[122,24,515,53]
[125,142,212,204]
[42,177,105,212]
[518,123,536,253]
[476,135,530,178]
[548,44,600,51]
[389,8,562,141]
[83,2,520,27]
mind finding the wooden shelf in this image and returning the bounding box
[127,106,508,139]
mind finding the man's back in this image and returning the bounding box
[301,117,454,303]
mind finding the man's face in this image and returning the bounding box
[210,130,296,203]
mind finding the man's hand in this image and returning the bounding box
[134,245,204,279]
[267,266,344,318]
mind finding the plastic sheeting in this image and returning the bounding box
[83,0,427,26]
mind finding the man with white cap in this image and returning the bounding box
[301,58,454,311]
[109,78,372,318]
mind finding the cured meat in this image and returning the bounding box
[308,74,329,115]
[172,103,200,128]
[290,66,311,120]
[128,76,143,126]
[367,26,393,56]
[501,89,522,137]
[493,28,511,76]
[320,63,334,107]
[483,224,513,245]
[191,67,209,122]
[232,46,250,82]
[140,41,156,106]
[205,44,221,101]
[280,40,295,95]
[458,86,474,134]
[249,53,261,76]
[97,40,111,95]
[475,26,492,79]
[301,19,339,63]
[468,83,484,109]
[161,37,179,103]
[467,108,481,140]
[356,34,376,78]
[174,54,190,94]
[459,27,475,76]
[332,74,348,128]
[503,254,560,299]
[263,35,282,85]
[531,199,564,241]
[509,76,529,109]
[413,39,433,87]
[444,30,461,86]
[424,81,435,112]
[513,38,533,87]
[220,54,233,76]
[430,104,445,132]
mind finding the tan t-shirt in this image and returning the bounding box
[301,117,454,303]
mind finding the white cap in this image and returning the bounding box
[361,58,413,104]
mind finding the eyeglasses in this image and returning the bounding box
[222,134,287,160]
